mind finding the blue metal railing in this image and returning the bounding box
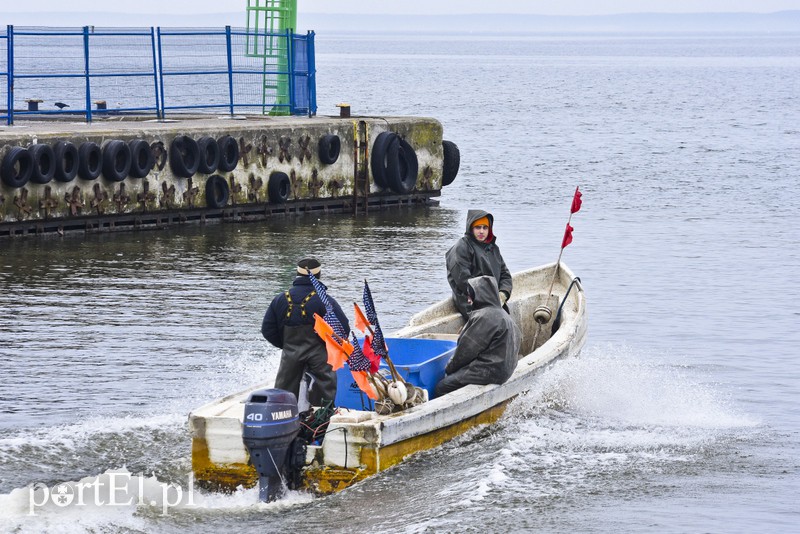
[1,26,9,125]
[0,25,316,125]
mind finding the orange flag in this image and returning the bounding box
[323,335,349,370]
[353,302,371,334]
[314,313,352,371]
[313,314,330,335]
[351,370,378,400]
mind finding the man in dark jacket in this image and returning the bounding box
[446,209,513,320]
[435,275,521,397]
[261,258,350,405]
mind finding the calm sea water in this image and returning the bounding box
[1,32,799,533]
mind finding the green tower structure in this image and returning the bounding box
[245,0,298,115]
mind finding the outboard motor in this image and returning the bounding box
[242,388,301,502]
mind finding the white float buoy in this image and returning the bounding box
[387,381,408,405]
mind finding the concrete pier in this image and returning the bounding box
[0,114,458,238]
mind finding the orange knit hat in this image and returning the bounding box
[471,216,490,228]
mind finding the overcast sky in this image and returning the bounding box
[4,0,799,15]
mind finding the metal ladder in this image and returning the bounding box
[353,121,369,215]
[245,0,297,115]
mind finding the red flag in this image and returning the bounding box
[571,186,582,214]
[561,223,574,249]
[362,335,381,373]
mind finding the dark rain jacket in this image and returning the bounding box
[261,276,350,404]
[445,209,513,319]
[436,276,521,396]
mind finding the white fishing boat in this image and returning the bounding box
[189,261,587,498]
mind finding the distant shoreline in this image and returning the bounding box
[1,11,798,32]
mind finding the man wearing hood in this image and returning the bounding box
[435,275,522,396]
[446,209,513,320]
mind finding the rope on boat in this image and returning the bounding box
[325,426,349,468]
[299,401,336,444]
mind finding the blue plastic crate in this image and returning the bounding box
[334,337,456,410]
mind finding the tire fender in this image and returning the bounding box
[197,136,220,174]
[29,144,56,184]
[1,146,33,188]
[102,140,131,182]
[370,131,398,189]
[442,140,460,187]
[78,142,102,181]
[53,141,79,183]
[386,137,418,194]
[128,139,155,178]
[205,174,230,209]
[318,134,341,165]
[268,171,290,203]
[169,135,200,178]
[216,135,239,172]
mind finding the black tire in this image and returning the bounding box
[128,139,155,178]
[205,174,230,209]
[318,134,341,164]
[216,135,239,172]
[370,131,397,189]
[386,137,418,194]
[197,136,220,174]
[102,140,131,182]
[78,142,102,181]
[268,171,290,203]
[53,141,79,183]
[29,144,56,184]
[169,135,200,178]
[442,140,460,187]
[1,146,33,188]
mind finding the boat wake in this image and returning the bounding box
[515,342,759,431]
[354,343,764,533]
[0,466,312,534]
[0,347,304,532]
[0,343,764,533]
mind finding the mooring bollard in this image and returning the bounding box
[25,99,43,111]
[336,103,351,118]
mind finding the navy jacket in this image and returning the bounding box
[261,276,350,348]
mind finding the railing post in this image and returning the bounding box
[225,26,234,116]
[286,29,294,115]
[150,27,160,119]
[83,26,92,123]
[157,27,166,119]
[307,30,316,117]
[7,25,14,125]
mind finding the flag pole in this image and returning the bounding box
[534,186,581,328]
[544,208,576,303]
[354,301,404,384]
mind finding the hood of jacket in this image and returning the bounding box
[467,275,502,310]
[464,209,496,244]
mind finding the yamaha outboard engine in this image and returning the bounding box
[242,388,301,502]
